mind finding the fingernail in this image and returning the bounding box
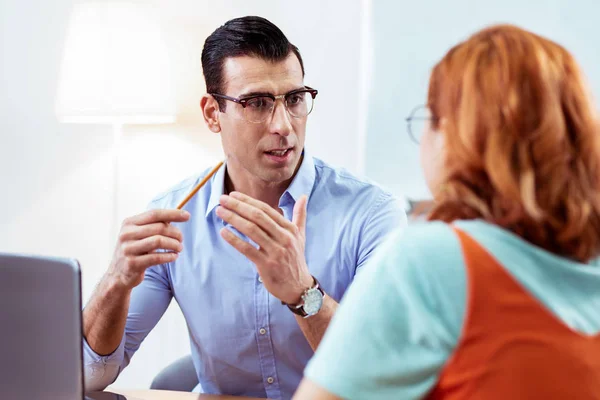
[182,210,191,217]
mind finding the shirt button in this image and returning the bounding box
[267,377,274,384]
[258,276,263,283]
[259,328,267,335]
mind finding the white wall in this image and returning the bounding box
[364,0,600,200]
[0,0,366,389]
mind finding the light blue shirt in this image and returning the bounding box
[305,220,600,399]
[83,152,407,399]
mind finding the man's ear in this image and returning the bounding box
[200,95,221,133]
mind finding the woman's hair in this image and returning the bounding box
[427,24,600,263]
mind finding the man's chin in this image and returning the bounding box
[256,164,297,184]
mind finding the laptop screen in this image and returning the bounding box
[0,253,84,400]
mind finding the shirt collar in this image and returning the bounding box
[280,148,316,207]
[205,148,316,218]
[205,161,228,218]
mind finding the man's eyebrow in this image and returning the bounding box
[238,91,273,99]
[284,86,308,94]
[238,87,306,99]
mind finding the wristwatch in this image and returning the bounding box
[285,276,324,318]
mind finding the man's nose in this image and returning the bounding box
[268,99,293,137]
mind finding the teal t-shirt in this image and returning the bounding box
[304,220,600,399]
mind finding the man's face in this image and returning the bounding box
[217,54,307,184]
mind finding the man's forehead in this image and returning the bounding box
[221,54,304,95]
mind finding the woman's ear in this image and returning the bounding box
[200,95,221,133]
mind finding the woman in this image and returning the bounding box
[294,24,600,399]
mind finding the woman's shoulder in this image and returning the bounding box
[374,221,468,323]
[386,220,461,260]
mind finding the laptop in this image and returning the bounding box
[0,253,128,400]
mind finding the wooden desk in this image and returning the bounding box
[90,389,265,400]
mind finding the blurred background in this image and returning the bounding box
[1,0,599,390]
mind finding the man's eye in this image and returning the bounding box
[288,94,304,105]
[247,98,270,108]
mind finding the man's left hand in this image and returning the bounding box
[216,191,313,305]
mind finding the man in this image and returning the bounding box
[83,16,406,399]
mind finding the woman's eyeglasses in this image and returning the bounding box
[405,104,438,144]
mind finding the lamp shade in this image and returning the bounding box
[56,2,176,124]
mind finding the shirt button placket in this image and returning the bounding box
[254,264,280,398]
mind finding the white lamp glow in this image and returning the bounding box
[56,2,176,241]
[56,1,175,124]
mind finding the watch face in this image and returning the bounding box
[302,287,324,316]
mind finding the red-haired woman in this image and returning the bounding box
[294,24,600,399]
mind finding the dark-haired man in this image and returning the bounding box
[83,16,406,399]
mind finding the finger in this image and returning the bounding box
[220,227,262,263]
[128,252,179,271]
[292,195,308,237]
[125,209,190,226]
[223,192,293,233]
[123,235,183,256]
[119,222,183,242]
[216,206,274,251]
[219,196,280,238]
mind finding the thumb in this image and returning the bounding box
[292,195,308,236]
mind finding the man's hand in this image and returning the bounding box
[216,191,313,305]
[107,209,190,290]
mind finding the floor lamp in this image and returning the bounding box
[55,2,176,243]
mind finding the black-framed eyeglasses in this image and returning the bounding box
[210,86,318,123]
[405,104,438,144]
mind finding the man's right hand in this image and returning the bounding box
[107,209,191,290]
[83,208,190,357]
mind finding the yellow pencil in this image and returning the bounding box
[176,160,224,210]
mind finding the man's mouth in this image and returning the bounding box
[263,147,294,163]
[265,148,292,156]
[266,148,291,157]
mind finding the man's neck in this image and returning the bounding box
[224,176,285,209]
[224,158,303,210]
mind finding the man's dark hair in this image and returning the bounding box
[201,16,305,110]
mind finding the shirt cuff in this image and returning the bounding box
[83,335,126,391]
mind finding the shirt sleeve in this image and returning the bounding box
[83,263,173,391]
[355,192,407,273]
[304,222,467,400]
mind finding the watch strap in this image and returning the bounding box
[285,276,324,316]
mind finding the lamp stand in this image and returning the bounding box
[111,122,123,246]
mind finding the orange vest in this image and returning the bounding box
[427,228,600,399]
